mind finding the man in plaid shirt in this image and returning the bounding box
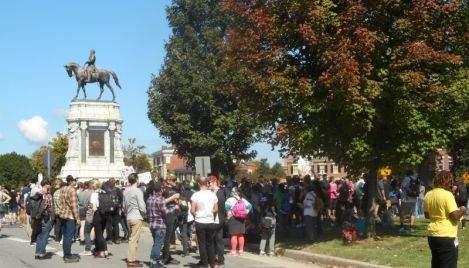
[146,181,169,268]
[59,175,80,263]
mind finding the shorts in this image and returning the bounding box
[9,206,18,214]
[400,201,416,217]
[329,199,337,210]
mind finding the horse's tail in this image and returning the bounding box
[111,71,122,89]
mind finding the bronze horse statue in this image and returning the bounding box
[64,62,121,101]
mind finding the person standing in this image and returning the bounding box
[124,173,147,267]
[161,176,181,266]
[19,183,31,227]
[59,175,81,263]
[0,185,11,233]
[400,170,419,232]
[424,171,467,268]
[258,184,276,256]
[53,181,66,242]
[191,176,218,268]
[210,176,226,267]
[455,180,468,230]
[89,179,109,259]
[225,187,252,256]
[146,181,168,268]
[104,178,122,244]
[33,180,54,260]
[328,177,337,224]
[301,184,318,242]
[8,186,19,225]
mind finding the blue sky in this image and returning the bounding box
[0,1,283,166]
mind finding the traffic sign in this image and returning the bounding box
[195,156,211,177]
[379,167,392,176]
[463,172,469,184]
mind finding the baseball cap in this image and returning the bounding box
[209,175,218,183]
[66,175,76,183]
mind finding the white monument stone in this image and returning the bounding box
[60,100,126,181]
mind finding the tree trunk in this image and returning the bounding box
[366,158,380,239]
[418,150,436,189]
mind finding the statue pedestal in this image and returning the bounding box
[60,100,126,182]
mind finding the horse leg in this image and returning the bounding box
[105,82,116,101]
[97,82,104,100]
[73,85,80,101]
[82,84,87,99]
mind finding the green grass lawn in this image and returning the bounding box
[276,218,469,268]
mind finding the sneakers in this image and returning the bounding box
[163,257,180,265]
[399,227,405,232]
[79,250,92,256]
[127,261,143,267]
[150,262,165,268]
[237,251,244,256]
[259,251,266,256]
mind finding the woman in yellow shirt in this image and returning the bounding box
[424,171,467,268]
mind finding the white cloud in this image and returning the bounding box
[53,108,68,119]
[0,132,4,141]
[18,116,49,144]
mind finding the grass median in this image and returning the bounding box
[276,218,468,268]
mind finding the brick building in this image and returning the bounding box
[152,146,193,180]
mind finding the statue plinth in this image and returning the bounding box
[60,100,126,181]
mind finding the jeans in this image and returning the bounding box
[259,226,276,254]
[120,215,129,238]
[151,228,166,262]
[61,219,76,258]
[416,198,424,217]
[31,218,42,243]
[177,216,189,254]
[195,222,216,267]
[54,215,62,241]
[162,214,177,261]
[428,236,458,268]
[84,222,93,251]
[35,220,52,255]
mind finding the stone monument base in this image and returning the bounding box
[60,100,126,182]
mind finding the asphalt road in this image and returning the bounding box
[0,223,320,268]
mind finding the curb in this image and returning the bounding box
[275,248,392,268]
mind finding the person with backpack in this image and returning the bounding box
[31,180,54,260]
[104,178,123,244]
[0,184,11,234]
[146,181,168,268]
[258,184,276,256]
[53,181,66,243]
[225,187,252,256]
[400,170,419,232]
[455,180,468,230]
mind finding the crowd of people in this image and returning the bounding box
[0,170,468,268]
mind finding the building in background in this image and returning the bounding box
[284,156,348,179]
[435,149,453,171]
[152,145,193,180]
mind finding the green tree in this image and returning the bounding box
[0,152,35,189]
[270,162,286,178]
[49,132,68,178]
[255,158,271,178]
[147,0,259,176]
[30,146,48,176]
[224,0,469,237]
[123,138,152,173]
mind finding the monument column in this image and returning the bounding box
[80,121,87,163]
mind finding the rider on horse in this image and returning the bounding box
[85,49,96,82]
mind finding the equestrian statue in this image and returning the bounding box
[65,49,121,101]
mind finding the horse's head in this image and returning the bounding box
[64,63,73,77]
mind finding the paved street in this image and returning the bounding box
[0,224,320,268]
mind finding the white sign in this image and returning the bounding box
[195,156,211,177]
[121,166,135,180]
[138,172,152,184]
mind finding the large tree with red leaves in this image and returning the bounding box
[223,0,469,237]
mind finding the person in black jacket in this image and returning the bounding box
[104,178,123,244]
[210,176,226,267]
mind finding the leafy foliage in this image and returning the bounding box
[223,0,469,236]
[0,152,35,189]
[30,146,48,176]
[49,132,68,178]
[123,138,152,173]
[251,158,286,179]
[147,0,259,175]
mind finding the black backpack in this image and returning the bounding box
[457,184,468,203]
[98,191,117,214]
[28,194,47,220]
[406,176,420,197]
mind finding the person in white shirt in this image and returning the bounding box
[89,179,108,259]
[299,184,318,242]
[191,176,218,268]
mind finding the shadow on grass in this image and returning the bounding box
[276,217,430,250]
